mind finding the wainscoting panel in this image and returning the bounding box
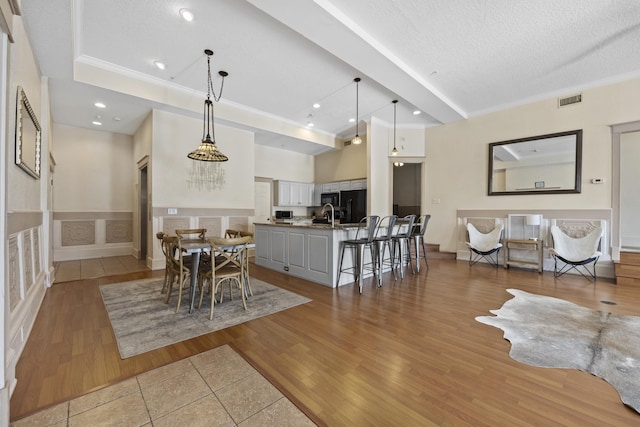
[53,212,133,262]
[457,209,614,278]
[150,208,254,270]
[7,224,46,397]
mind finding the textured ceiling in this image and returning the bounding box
[19,0,640,155]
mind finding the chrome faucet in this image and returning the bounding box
[322,203,335,228]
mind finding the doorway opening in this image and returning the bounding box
[393,163,421,217]
[139,165,148,261]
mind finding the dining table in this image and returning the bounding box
[180,239,255,314]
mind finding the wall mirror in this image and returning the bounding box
[15,86,42,179]
[488,129,582,195]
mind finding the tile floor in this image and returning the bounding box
[10,345,315,427]
[54,256,149,283]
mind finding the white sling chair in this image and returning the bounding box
[465,223,503,267]
[549,225,603,281]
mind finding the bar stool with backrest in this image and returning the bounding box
[372,215,397,287]
[410,214,431,273]
[336,215,380,293]
[391,214,416,279]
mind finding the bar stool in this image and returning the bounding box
[391,214,416,279]
[336,216,380,293]
[372,215,397,286]
[410,214,431,272]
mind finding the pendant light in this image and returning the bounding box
[188,49,229,162]
[391,99,399,156]
[351,77,362,145]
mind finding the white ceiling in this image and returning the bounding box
[19,0,640,155]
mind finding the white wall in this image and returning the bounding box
[53,124,133,211]
[314,138,366,183]
[151,109,254,209]
[255,144,314,182]
[425,77,640,252]
[7,18,41,212]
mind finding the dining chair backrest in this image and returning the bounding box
[225,229,240,238]
[176,228,207,241]
[162,235,181,269]
[209,236,252,271]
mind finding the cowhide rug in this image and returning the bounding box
[476,289,640,413]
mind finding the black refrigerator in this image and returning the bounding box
[340,189,367,224]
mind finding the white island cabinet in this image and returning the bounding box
[255,223,369,287]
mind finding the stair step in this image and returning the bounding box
[615,263,640,279]
[616,276,640,286]
[620,251,640,266]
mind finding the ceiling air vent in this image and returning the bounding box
[558,94,582,107]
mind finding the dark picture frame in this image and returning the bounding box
[488,129,582,196]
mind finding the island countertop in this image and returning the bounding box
[253,221,360,230]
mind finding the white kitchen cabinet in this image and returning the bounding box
[255,224,360,287]
[313,183,323,206]
[339,181,351,191]
[274,180,315,206]
[323,182,340,193]
[350,179,367,190]
[274,180,292,206]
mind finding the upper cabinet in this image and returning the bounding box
[274,180,315,207]
[322,182,340,193]
[323,179,367,192]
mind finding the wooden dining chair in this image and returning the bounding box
[225,229,240,238]
[198,236,251,320]
[175,228,207,241]
[162,235,192,311]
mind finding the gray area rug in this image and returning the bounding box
[100,277,311,359]
[476,289,640,413]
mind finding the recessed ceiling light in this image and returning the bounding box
[154,61,166,70]
[348,118,355,123]
[307,122,315,127]
[313,103,320,109]
[92,121,102,126]
[413,110,421,115]
[179,8,194,22]
[94,102,106,108]
[113,117,122,122]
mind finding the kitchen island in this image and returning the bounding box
[254,222,372,287]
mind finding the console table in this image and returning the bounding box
[503,239,544,273]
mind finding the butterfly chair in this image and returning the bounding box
[466,223,504,267]
[549,225,603,281]
[198,236,251,320]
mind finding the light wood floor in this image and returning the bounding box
[10,258,640,426]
